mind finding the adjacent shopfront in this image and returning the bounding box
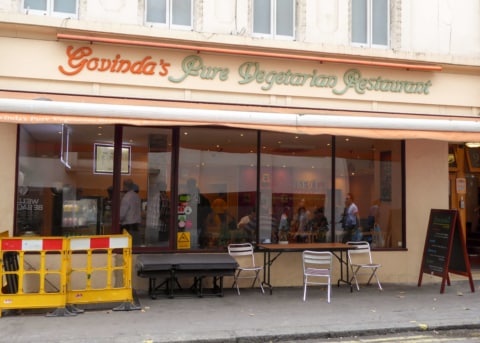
[1,28,480,286]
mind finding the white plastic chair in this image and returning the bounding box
[346,241,382,291]
[302,250,333,302]
[227,243,265,295]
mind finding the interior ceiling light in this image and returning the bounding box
[465,142,480,148]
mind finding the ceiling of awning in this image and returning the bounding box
[1,97,479,142]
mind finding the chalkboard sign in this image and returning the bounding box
[418,209,474,293]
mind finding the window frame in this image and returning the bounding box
[351,0,390,48]
[22,0,78,18]
[145,0,193,31]
[15,123,405,251]
[252,0,295,40]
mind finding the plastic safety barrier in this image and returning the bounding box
[0,231,139,318]
[0,236,68,317]
[65,231,140,311]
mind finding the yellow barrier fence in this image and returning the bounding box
[66,231,140,311]
[0,231,139,318]
[0,236,69,317]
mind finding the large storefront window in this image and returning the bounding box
[122,126,173,248]
[16,124,173,249]
[335,137,403,248]
[177,127,258,249]
[17,124,115,237]
[16,124,403,250]
[259,133,333,244]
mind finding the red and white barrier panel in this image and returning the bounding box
[1,238,64,251]
[69,236,129,251]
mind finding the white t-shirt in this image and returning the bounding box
[237,215,250,229]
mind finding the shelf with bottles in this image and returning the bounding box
[61,198,99,228]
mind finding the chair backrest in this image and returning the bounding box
[302,250,333,271]
[228,243,257,267]
[346,241,373,264]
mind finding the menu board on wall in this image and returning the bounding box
[418,209,475,294]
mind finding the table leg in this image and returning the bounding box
[333,250,351,290]
[168,271,175,298]
[214,276,225,297]
[261,250,273,295]
[148,276,175,299]
[148,277,157,299]
[194,276,203,297]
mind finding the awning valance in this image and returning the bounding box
[1,98,479,142]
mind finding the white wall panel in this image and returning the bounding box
[83,0,139,25]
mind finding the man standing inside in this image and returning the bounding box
[342,192,360,243]
[120,179,142,245]
[237,208,257,242]
[185,178,211,248]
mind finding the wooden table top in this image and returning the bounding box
[257,242,354,251]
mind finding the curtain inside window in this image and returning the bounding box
[352,0,368,44]
[253,0,271,34]
[146,0,167,24]
[372,0,389,45]
[54,0,76,13]
[276,0,294,37]
[172,0,192,26]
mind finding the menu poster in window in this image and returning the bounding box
[94,144,131,175]
[418,209,474,294]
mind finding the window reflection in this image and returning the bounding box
[260,132,333,244]
[178,127,257,249]
[122,127,173,248]
[16,124,115,237]
[16,124,403,250]
[335,137,403,247]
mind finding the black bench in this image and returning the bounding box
[136,253,238,298]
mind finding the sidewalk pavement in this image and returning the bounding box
[1,280,480,343]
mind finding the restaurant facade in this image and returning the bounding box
[0,0,480,288]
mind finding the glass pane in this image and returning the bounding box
[335,137,402,248]
[253,0,271,34]
[352,0,367,44]
[121,127,172,248]
[24,0,47,11]
[276,0,294,37]
[172,0,192,26]
[260,133,332,244]
[372,0,389,45]
[54,0,76,14]
[178,128,258,249]
[16,124,115,237]
[146,0,167,24]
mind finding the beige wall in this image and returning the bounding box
[0,37,479,120]
[0,123,17,235]
[403,140,448,282]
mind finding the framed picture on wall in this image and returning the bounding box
[466,147,480,172]
[94,143,131,175]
